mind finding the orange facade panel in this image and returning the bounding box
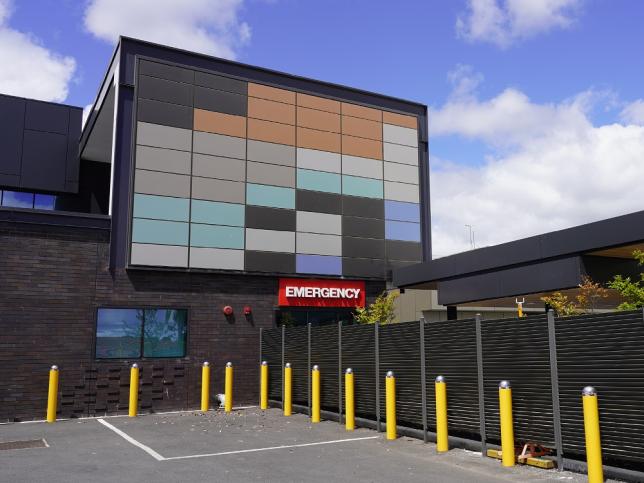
[193,109,246,138]
[297,107,341,133]
[248,118,295,145]
[342,135,382,159]
[341,102,382,122]
[248,83,295,104]
[296,93,341,114]
[342,115,382,141]
[248,97,295,125]
[297,126,341,153]
[383,111,418,129]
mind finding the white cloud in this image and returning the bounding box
[0,0,76,102]
[84,0,252,60]
[620,99,644,126]
[429,66,644,258]
[456,0,583,48]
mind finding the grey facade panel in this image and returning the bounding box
[194,71,247,95]
[138,59,195,84]
[295,189,342,214]
[193,131,246,159]
[342,257,385,278]
[247,140,295,167]
[138,75,194,106]
[246,228,295,253]
[194,86,247,117]
[134,169,191,198]
[247,161,295,188]
[245,250,295,273]
[189,247,244,270]
[130,242,188,267]
[0,95,25,177]
[20,130,67,192]
[386,240,422,261]
[192,153,245,181]
[191,177,245,203]
[246,205,296,231]
[342,195,384,219]
[136,121,192,151]
[342,216,384,239]
[296,211,342,235]
[137,98,193,130]
[136,145,192,175]
[343,236,385,259]
[296,232,342,256]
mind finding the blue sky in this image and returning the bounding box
[2,0,644,256]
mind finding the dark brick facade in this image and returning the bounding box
[0,216,385,422]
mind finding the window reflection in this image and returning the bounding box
[0,190,57,210]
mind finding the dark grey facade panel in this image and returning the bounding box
[342,196,384,219]
[342,257,385,278]
[245,205,296,232]
[138,75,194,106]
[138,59,195,84]
[20,130,67,192]
[295,190,342,215]
[193,86,247,117]
[25,100,69,134]
[581,255,641,283]
[437,256,582,305]
[342,216,384,239]
[65,108,82,185]
[342,236,385,259]
[136,98,193,130]
[386,240,422,261]
[0,95,24,176]
[245,250,295,273]
[0,173,20,186]
[195,71,247,95]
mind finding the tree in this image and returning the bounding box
[575,275,609,313]
[354,291,399,325]
[540,292,580,317]
[608,250,644,310]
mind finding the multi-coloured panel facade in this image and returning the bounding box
[128,59,424,278]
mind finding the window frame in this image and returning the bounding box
[94,306,190,360]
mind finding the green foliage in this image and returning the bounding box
[540,292,581,317]
[354,291,399,325]
[608,250,644,310]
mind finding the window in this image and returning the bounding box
[1,190,56,210]
[95,308,187,359]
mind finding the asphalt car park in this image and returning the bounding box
[0,408,612,482]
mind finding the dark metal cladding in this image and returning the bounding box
[284,326,308,406]
[261,327,282,401]
[310,324,339,411]
[341,324,377,419]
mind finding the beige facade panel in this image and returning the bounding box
[297,107,341,133]
[342,135,382,159]
[297,127,341,153]
[135,145,191,175]
[247,140,296,167]
[192,177,246,204]
[247,118,295,146]
[296,232,342,256]
[136,121,192,151]
[193,109,246,138]
[248,83,295,104]
[246,161,295,188]
[193,131,246,159]
[131,243,188,267]
[248,96,295,125]
[192,153,246,181]
[296,93,341,113]
[296,211,342,235]
[189,247,244,270]
[134,169,191,198]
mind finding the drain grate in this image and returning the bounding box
[0,439,48,451]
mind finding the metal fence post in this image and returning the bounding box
[338,320,343,425]
[259,327,263,402]
[420,317,428,443]
[475,313,487,456]
[547,309,564,470]
[308,322,312,417]
[281,325,285,406]
[375,321,381,432]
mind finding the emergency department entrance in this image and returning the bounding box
[274,278,366,327]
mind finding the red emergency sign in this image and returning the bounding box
[278,278,366,307]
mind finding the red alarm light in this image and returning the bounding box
[223,305,234,316]
[243,306,252,315]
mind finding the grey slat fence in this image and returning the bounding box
[261,309,644,472]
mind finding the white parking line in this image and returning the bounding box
[96,417,379,462]
[97,418,165,461]
[163,436,381,461]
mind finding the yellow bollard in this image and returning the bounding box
[582,386,604,483]
[260,361,268,410]
[46,365,59,423]
[129,363,139,417]
[386,371,397,440]
[284,363,292,416]
[499,380,515,467]
[312,365,320,423]
[435,375,448,452]
[225,362,233,412]
[201,361,210,412]
[345,368,355,431]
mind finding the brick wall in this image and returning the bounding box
[0,220,385,421]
